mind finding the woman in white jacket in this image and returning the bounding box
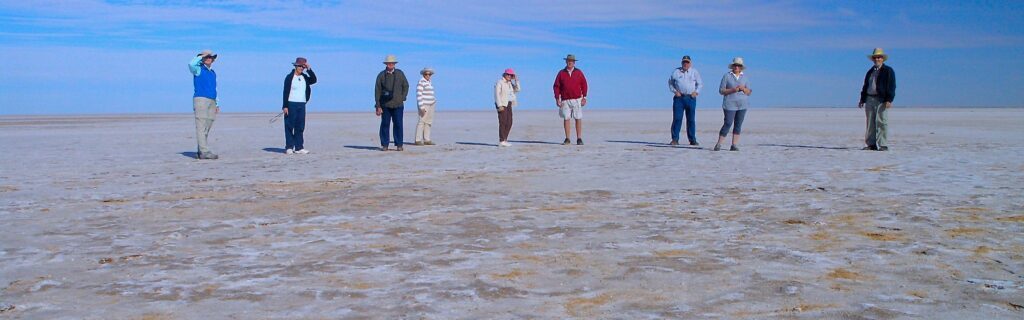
[494,68,520,147]
[415,67,436,145]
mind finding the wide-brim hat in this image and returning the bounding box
[420,67,435,75]
[563,54,577,61]
[293,57,308,66]
[867,48,888,61]
[504,68,515,75]
[198,49,217,59]
[383,54,398,63]
[729,57,745,68]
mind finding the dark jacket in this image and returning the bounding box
[374,69,409,109]
[860,64,895,104]
[283,69,317,109]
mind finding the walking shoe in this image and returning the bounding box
[285,148,294,154]
[669,140,679,146]
[576,138,584,145]
[295,149,309,154]
[414,141,424,146]
[862,146,877,151]
[713,144,721,151]
[396,146,404,151]
[198,152,219,160]
[563,138,571,145]
[690,141,700,146]
[877,146,889,151]
[730,145,739,151]
[380,146,388,151]
[498,141,509,147]
[424,141,435,146]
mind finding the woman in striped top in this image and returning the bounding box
[415,67,437,145]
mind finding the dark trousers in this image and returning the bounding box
[380,106,404,147]
[671,95,697,143]
[719,109,747,137]
[284,101,306,150]
[497,103,513,141]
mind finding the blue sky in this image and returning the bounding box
[1,0,1022,114]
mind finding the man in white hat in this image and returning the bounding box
[374,54,410,151]
[858,48,896,151]
[188,49,219,159]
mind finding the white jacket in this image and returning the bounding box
[494,77,520,109]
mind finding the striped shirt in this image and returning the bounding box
[416,77,435,108]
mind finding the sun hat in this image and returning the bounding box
[729,57,745,68]
[563,54,577,61]
[682,55,692,62]
[867,48,888,61]
[420,67,435,75]
[383,54,398,63]
[293,57,307,66]
[504,68,515,75]
[198,49,217,59]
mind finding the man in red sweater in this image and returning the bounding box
[553,54,588,145]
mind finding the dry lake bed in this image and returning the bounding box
[1,108,1022,319]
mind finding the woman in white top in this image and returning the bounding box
[415,67,436,145]
[494,68,520,147]
[282,57,317,154]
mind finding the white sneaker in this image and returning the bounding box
[285,148,294,154]
[499,141,511,147]
[295,149,309,154]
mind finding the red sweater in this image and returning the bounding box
[553,68,588,100]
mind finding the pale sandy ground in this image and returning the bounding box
[0,108,1022,319]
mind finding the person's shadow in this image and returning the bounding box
[758,144,853,150]
[262,147,287,154]
[343,145,383,151]
[456,142,499,147]
[606,140,702,150]
[179,152,198,159]
[508,140,562,145]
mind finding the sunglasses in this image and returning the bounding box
[872,56,885,59]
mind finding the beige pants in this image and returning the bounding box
[193,97,217,154]
[416,104,435,142]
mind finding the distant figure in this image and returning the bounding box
[282,57,317,155]
[668,55,703,146]
[714,57,751,151]
[494,68,521,147]
[374,54,410,151]
[859,48,896,151]
[415,67,436,146]
[188,49,220,160]
[553,54,588,145]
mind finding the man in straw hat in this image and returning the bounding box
[668,55,703,146]
[858,48,896,151]
[374,54,410,151]
[188,49,220,159]
[553,54,588,145]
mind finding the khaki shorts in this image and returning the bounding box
[559,98,583,120]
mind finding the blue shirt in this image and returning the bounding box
[719,72,750,111]
[668,67,702,95]
[189,56,217,101]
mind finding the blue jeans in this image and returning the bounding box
[380,105,404,147]
[284,101,306,150]
[671,95,697,143]
[719,109,747,137]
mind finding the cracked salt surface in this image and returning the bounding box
[0,109,1022,318]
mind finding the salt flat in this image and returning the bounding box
[0,108,1022,319]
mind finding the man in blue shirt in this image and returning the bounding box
[189,49,219,159]
[668,55,703,146]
